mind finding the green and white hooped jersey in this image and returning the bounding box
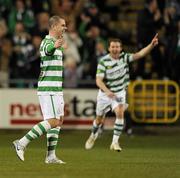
[96,52,133,93]
[37,35,63,95]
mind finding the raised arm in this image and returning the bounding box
[133,33,159,61]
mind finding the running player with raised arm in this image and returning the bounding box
[13,16,67,164]
[85,34,158,151]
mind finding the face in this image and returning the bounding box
[151,0,158,12]
[16,0,24,10]
[168,6,176,16]
[108,42,122,56]
[53,19,67,37]
[15,22,24,33]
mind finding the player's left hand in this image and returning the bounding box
[62,42,68,49]
[151,33,159,47]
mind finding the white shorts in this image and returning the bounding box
[38,95,64,120]
[96,90,128,116]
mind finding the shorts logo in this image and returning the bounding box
[116,97,123,102]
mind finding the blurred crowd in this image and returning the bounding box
[0,0,179,88]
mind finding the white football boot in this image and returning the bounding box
[45,157,66,164]
[85,133,98,150]
[13,140,25,161]
[110,142,122,152]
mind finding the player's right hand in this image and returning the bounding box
[54,38,64,48]
[105,91,116,99]
[151,33,158,47]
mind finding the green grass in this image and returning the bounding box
[0,129,180,178]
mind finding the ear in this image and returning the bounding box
[108,46,110,52]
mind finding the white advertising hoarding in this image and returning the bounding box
[0,89,114,129]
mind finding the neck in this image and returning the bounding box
[110,53,119,59]
[148,5,154,14]
[49,30,60,39]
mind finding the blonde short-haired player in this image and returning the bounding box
[85,34,158,151]
[13,16,67,164]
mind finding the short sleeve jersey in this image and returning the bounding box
[37,35,63,95]
[96,52,133,93]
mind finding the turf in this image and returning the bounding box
[0,129,180,178]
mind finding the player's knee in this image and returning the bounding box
[115,109,124,118]
[115,105,125,118]
[96,116,103,125]
[58,116,64,126]
[48,118,63,128]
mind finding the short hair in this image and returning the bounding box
[108,38,122,47]
[48,16,62,29]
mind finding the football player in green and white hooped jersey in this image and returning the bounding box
[13,16,67,164]
[85,34,159,151]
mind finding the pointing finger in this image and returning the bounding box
[154,33,158,39]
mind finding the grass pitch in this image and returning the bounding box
[0,129,180,178]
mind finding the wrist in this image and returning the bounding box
[149,43,154,49]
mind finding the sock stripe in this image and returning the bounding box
[38,123,46,134]
[114,128,123,132]
[19,121,51,148]
[47,134,59,139]
[92,120,99,134]
[47,141,58,146]
[32,128,40,137]
[115,123,123,127]
[114,132,121,136]
[25,134,34,141]
[112,119,124,143]
[34,125,43,135]
[48,145,56,151]
[46,127,60,158]
[47,137,58,142]
[47,130,59,135]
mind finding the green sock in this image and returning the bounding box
[46,126,60,158]
[19,120,51,147]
